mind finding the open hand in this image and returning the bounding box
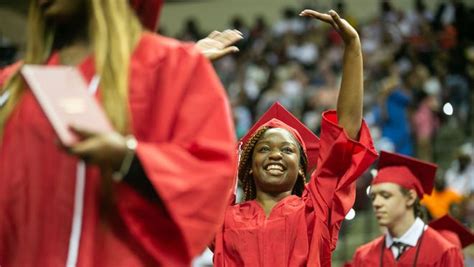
[196,29,243,61]
[300,9,359,45]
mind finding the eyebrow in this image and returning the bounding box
[370,190,391,195]
[256,141,297,146]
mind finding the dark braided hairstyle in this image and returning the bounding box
[239,126,309,201]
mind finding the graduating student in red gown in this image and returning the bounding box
[429,214,474,252]
[0,0,240,266]
[211,9,378,267]
[352,151,464,267]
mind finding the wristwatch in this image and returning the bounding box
[112,135,138,182]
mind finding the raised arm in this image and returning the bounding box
[300,10,362,139]
[300,11,377,259]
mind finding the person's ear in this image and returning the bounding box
[405,189,417,207]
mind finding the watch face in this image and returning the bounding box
[125,136,138,150]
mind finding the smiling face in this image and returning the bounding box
[251,128,302,195]
[370,183,416,228]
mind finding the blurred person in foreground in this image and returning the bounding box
[0,0,242,266]
[352,151,463,266]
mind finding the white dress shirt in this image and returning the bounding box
[385,217,427,259]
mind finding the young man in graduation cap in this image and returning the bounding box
[430,214,474,252]
[352,151,464,266]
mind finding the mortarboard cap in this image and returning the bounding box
[240,102,320,172]
[130,0,163,31]
[372,151,437,198]
[430,214,474,249]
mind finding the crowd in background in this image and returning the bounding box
[163,0,474,227]
[166,0,474,264]
[1,0,473,265]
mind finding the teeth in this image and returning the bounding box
[266,164,284,171]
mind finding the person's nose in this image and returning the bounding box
[372,195,383,209]
[268,148,283,160]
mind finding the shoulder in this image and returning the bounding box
[223,201,260,228]
[423,227,459,251]
[354,236,385,260]
[132,32,204,68]
[420,227,463,263]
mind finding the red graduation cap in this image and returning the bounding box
[240,102,320,172]
[372,151,437,198]
[429,215,474,249]
[130,0,163,31]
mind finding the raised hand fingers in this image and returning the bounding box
[210,46,240,61]
[328,10,343,27]
[214,29,243,47]
[208,30,221,39]
[299,9,338,30]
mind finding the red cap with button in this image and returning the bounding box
[372,151,437,198]
[240,102,320,172]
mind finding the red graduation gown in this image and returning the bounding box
[352,227,464,267]
[0,33,237,266]
[212,111,378,267]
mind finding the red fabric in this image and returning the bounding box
[437,230,463,250]
[130,0,163,31]
[259,118,307,153]
[429,214,474,249]
[352,227,464,267]
[0,33,237,266]
[372,151,437,198]
[240,102,320,172]
[374,166,425,198]
[212,110,377,267]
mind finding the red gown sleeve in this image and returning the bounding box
[305,110,377,250]
[435,247,464,267]
[114,51,237,264]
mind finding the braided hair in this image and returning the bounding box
[239,127,309,201]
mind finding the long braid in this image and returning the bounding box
[239,127,269,201]
[292,149,308,196]
[239,127,309,201]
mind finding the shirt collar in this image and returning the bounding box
[385,217,426,248]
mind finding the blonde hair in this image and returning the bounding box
[0,0,143,137]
